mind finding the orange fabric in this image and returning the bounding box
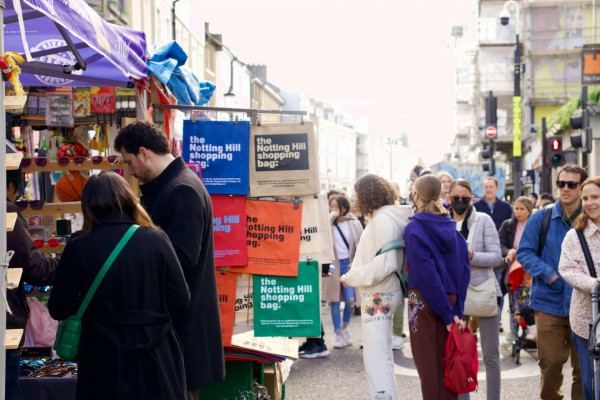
[215,271,237,347]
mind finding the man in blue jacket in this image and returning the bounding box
[473,176,513,231]
[517,164,587,400]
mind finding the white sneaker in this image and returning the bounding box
[342,330,353,346]
[334,335,344,349]
[502,332,516,348]
[392,335,405,350]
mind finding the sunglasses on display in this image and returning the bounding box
[14,200,45,211]
[20,157,48,168]
[33,238,60,248]
[450,196,471,203]
[556,180,580,189]
[57,156,87,167]
[23,284,52,294]
[91,155,120,165]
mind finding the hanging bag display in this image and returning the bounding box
[54,225,139,360]
[463,213,498,317]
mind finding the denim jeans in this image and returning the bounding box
[573,332,593,400]
[6,349,20,400]
[331,258,355,333]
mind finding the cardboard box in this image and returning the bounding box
[263,363,283,400]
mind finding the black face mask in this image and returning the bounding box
[451,201,470,216]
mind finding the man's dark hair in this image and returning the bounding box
[114,121,170,155]
[530,192,539,202]
[6,167,23,192]
[557,164,588,183]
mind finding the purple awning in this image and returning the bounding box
[3,0,147,87]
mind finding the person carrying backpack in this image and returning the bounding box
[404,175,471,400]
[517,164,588,400]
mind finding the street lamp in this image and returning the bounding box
[500,0,523,197]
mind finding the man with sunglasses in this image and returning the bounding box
[517,163,588,400]
[114,121,224,399]
[5,167,58,400]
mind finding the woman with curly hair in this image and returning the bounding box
[341,174,412,399]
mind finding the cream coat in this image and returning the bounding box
[559,221,600,339]
[342,205,412,295]
[322,214,363,302]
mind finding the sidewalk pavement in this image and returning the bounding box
[286,300,577,399]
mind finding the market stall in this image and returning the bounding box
[1,0,147,398]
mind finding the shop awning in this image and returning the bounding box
[3,0,147,87]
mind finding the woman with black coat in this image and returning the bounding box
[48,172,190,400]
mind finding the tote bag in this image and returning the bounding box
[463,213,498,317]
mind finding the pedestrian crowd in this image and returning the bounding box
[302,162,600,400]
[5,120,600,400]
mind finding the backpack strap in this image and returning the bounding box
[375,239,404,256]
[576,229,596,278]
[537,204,553,257]
[375,240,407,295]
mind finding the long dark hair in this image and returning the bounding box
[81,171,156,231]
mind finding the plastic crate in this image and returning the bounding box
[198,361,256,400]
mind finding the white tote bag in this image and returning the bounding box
[463,213,499,317]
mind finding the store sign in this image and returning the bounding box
[520,169,535,186]
[582,45,600,84]
[253,260,321,337]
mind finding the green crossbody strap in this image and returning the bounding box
[375,239,405,256]
[74,224,139,320]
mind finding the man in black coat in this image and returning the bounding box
[114,122,225,398]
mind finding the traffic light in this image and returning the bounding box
[547,136,564,167]
[570,103,593,154]
[485,91,497,127]
[481,143,495,176]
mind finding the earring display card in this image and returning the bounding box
[46,94,74,127]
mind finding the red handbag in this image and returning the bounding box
[443,323,478,394]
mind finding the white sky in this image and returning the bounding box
[197,1,474,165]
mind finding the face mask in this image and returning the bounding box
[451,200,470,215]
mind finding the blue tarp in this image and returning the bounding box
[148,41,215,106]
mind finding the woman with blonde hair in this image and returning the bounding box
[49,171,190,399]
[405,174,470,399]
[498,196,534,343]
[340,174,412,399]
[437,171,454,208]
[559,176,600,400]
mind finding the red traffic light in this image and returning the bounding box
[551,138,562,151]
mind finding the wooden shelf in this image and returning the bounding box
[6,213,17,232]
[5,329,23,349]
[38,243,65,253]
[6,153,23,170]
[20,115,99,126]
[22,158,123,172]
[6,268,23,290]
[20,202,81,216]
